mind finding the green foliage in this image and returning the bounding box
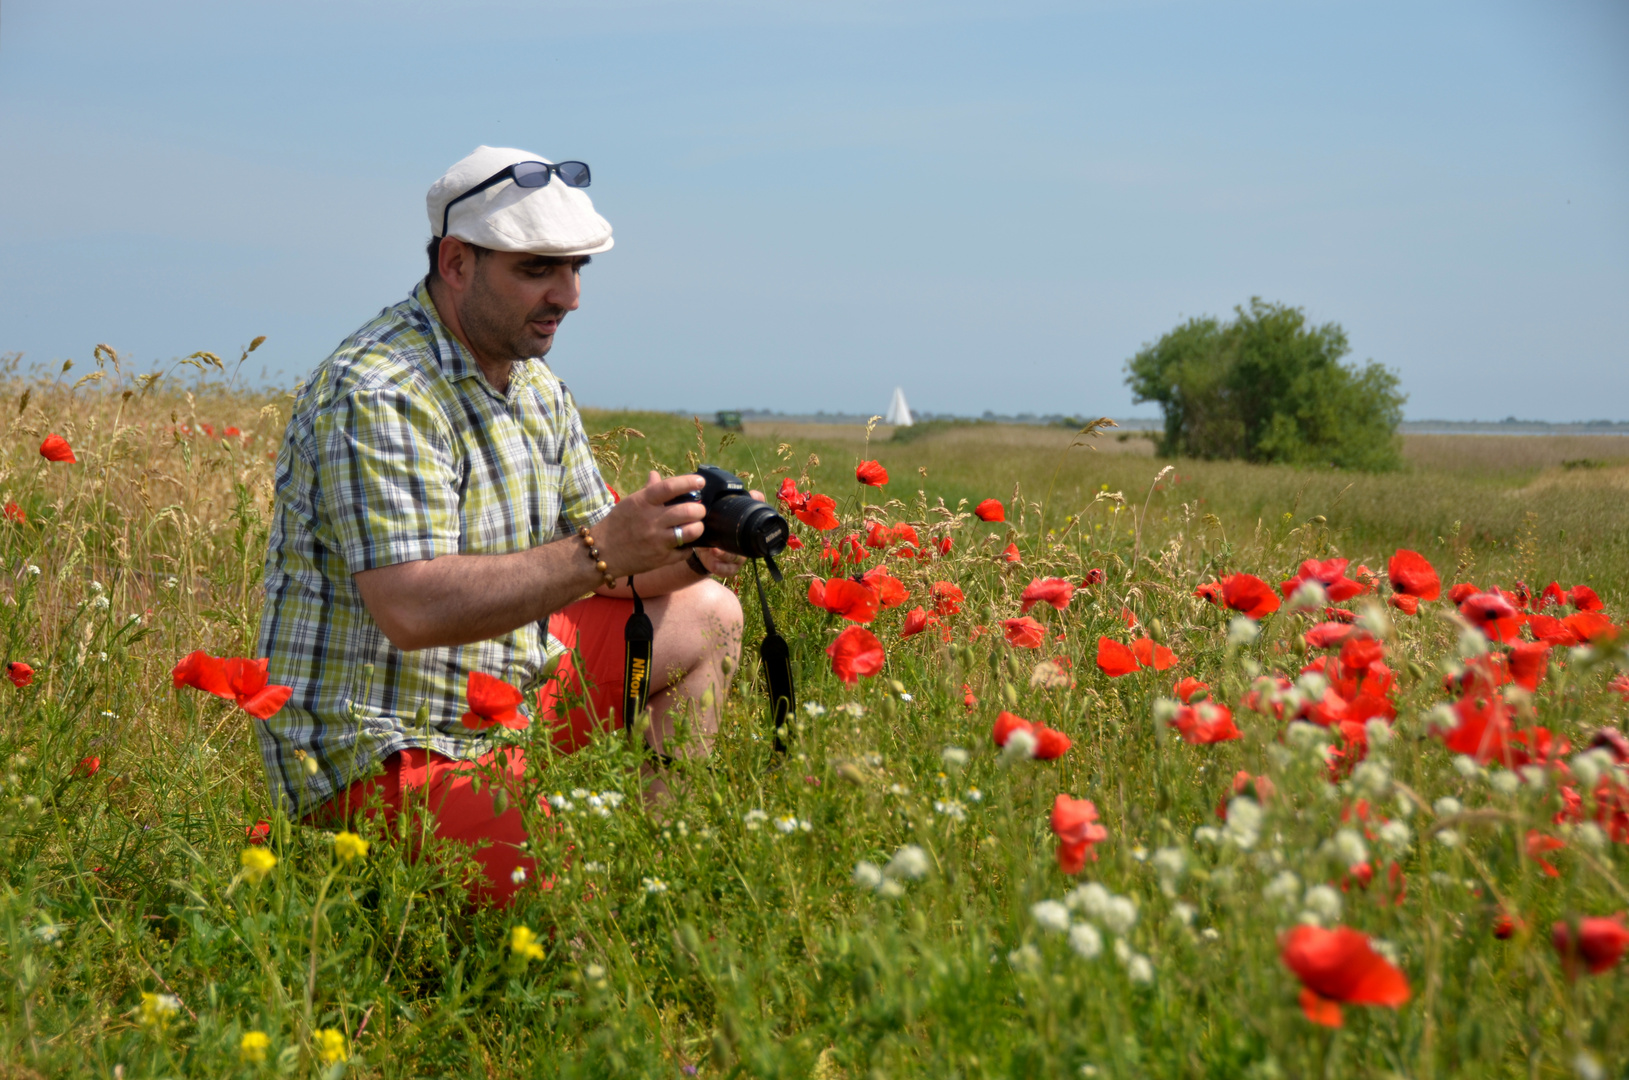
[1125,299,1406,471]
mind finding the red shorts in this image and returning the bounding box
[308,594,632,907]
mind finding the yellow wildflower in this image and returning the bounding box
[239,1030,271,1064]
[334,831,369,863]
[315,1028,347,1064]
[510,924,545,962]
[138,991,180,1029]
[240,847,277,883]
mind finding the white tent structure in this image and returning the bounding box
[884,386,913,427]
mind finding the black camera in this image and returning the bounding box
[666,464,790,559]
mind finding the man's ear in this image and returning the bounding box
[438,237,476,291]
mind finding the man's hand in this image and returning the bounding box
[592,471,709,580]
[691,486,764,578]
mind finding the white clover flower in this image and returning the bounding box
[126,613,142,626]
[1102,896,1139,937]
[1066,882,1110,917]
[884,844,930,881]
[1573,1049,1605,1080]
[743,809,768,830]
[1576,822,1608,852]
[1287,579,1328,611]
[1201,927,1220,941]
[1434,796,1463,818]
[1571,750,1611,790]
[1008,944,1042,974]
[1151,697,1181,724]
[27,565,41,577]
[1224,797,1262,849]
[1378,819,1412,852]
[1303,884,1343,922]
[642,877,668,894]
[1031,900,1071,933]
[1171,902,1197,928]
[877,879,906,898]
[91,596,110,611]
[1451,754,1480,780]
[888,783,911,796]
[1227,616,1260,645]
[90,580,105,594]
[583,861,606,873]
[852,861,884,891]
[1435,828,1462,848]
[1363,718,1393,750]
[1457,628,1489,657]
[837,702,865,718]
[1263,870,1301,904]
[1334,828,1369,867]
[933,799,967,822]
[1351,760,1391,798]
[1126,954,1155,985]
[1193,825,1222,846]
[1001,727,1038,763]
[1569,645,1597,664]
[1489,769,1521,795]
[1068,922,1103,960]
[1151,846,1186,883]
[802,702,827,717]
[1296,671,1329,699]
[1356,602,1391,640]
[941,746,970,769]
[1519,765,1548,791]
[1285,721,1327,752]
[1113,938,1132,965]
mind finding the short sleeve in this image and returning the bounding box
[315,387,462,573]
[555,390,615,536]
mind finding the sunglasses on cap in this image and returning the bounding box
[439,160,592,238]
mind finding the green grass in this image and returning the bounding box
[1,382,1626,1077]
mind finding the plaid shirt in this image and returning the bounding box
[255,280,615,816]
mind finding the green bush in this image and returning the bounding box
[1125,298,1406,471]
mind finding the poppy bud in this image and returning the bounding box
[1002,683,1020,708]
[491,788,510,816]
[1148,618,1165,645]
[880,695,897,720]
[888,679,907,697]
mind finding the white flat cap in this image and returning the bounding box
[426,145,613,256]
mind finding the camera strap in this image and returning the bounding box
[751,557,795,753]
[621,576,654,739]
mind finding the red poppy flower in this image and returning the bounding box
[1567,585,1603,612]
[1508,641,1551,691]
[74,755,100,778]
[1173,676,1210,703]
[461,671,526,730]
[1447,582,1480,604]
[246,820,272,845]
[1305,622,1357,649]
[794,493,840,531]
[1323,607,1357,624]
[827,625,885,684]
[1564,610,1618,644]
[1493,911,1524,939]
[808,577,879,623]
[1553,914,1629,978]
[974,498,1005,522]
[1121,607,1139,629]
[901,606,929,637]
[172,650,234,697]
[864,521,892,548]
[39,434,76,463]
[936,535,953,556]
[1132,637,1177,671]
[838,534,868,564]
[3,502,24,524]
[222,658,294,720]
[930,581,964,616]
[1528,613,1576,646]
[860,567,908,609]
[1001,543,1021,564]
[991,711,1071,760]
[1437,693,1513,764]
[785,535,804,550]
[1083,568,1105,586]
[1509,726,1570,770]
[1537,581,1566,609]
[1096,637,1139,677]
[1169,701,1241,744]
[1339,634,1385,671]
[1282,558,1366,602]
[1387,549,1441,601]
[776,477,808,512]
[855,460,888,486]
[1051,794,1108,873]
[1525,830,1565,877]
[1194,581,1224,605]
[892,523,920,548]
[1388,594,1419,615]
[1002,616,1047,649]
[1020,577,1075,613]
[1459,592,1524,642]
[6,661,33,688]
[1221,573,1280,618]
[224,426,242,438]
[1280,924,1410,1027]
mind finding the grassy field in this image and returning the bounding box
[2,361,1628,1078]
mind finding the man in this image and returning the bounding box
[257,145,747,904]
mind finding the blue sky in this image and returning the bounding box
[2,0,1625,420]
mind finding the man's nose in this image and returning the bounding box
[547,267,581,311]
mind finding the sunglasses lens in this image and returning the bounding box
[511,162,551,188]
[556,161,591,188]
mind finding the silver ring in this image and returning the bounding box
[672,525,685,548]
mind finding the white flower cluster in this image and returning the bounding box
[773,814,812,834]
[853,844,931,899]
[1014,882,1154,983]
[1194,796,1263,850]
[933,799,968,822]
[547,788,625,817]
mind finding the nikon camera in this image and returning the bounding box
[666,465,790,560]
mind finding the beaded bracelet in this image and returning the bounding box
[580,528,616,589]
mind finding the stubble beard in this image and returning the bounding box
[459,263,566,364]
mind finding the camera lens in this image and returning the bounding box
[705,496,789,559]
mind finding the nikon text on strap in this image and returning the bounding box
[621,576,654,745]
[751,557,795,753]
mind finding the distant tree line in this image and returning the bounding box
[1125,299,1405,472]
